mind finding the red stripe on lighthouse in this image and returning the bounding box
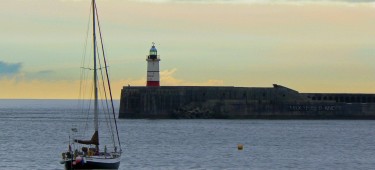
[147,81,160,87]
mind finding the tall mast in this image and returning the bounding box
[92,0,99,141]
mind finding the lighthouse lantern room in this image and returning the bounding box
[146,43,160,87]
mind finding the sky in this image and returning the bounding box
[0,0,375,99]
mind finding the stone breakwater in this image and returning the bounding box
[119,85,375,119]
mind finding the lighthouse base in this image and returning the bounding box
[147,81,160,87]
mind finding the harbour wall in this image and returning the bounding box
[119,85,375,119]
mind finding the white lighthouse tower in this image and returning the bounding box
[146,43,160,87]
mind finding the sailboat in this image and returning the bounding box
[60,0,121,169]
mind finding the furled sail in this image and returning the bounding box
[74,131,99,145]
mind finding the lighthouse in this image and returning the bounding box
[146,43,160,87]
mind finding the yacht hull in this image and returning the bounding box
[64,157,120,170]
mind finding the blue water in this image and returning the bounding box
[0,99,375,169]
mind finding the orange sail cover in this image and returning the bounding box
[74,131,99,145]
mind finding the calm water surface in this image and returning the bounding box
[0,99,375,170]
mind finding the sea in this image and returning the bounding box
[0,99,375,170]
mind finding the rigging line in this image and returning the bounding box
[81,2,92,69]
[81,60,92,130]
[95,4,122,151]
[79,21,93,113]
[78,2,92,103]
[82,43,92,112]
[97,50,114,133]
[81,69,89,118]
[83,82,94,136]
[79,67,89,121]
[98,88,116,148]
[80,31,93,121]
[99,81,116,147]
[96,42,116,148]
[77,1,93,119]
[96,42,110,119]
[97,91,116,149]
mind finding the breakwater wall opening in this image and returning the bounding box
[119,84,375,119]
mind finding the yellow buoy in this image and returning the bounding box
[237,144,244,150]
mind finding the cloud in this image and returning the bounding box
[160,68,224,86]
[0,61,22,75]
[117,68,224,87]
[0,61,58,84]
[0,60,60,81]
[0,77,80,99]
[22,70,57,80]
